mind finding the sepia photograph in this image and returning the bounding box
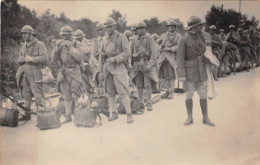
[1,0,260,165]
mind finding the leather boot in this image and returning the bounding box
[146,103,153,111]
[127,113,134,124]
[146,87,152,111]
[61,115,72,124]
[200,99,215,126]
[108,112,118,121]
[184,99,193,126]
[19,100,32,121]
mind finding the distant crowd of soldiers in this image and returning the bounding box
[15,16,260,126]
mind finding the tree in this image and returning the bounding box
[109,9,127,33]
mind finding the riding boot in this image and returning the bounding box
[200,99,215,126]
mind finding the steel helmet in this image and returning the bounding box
[104,17,116,27]
[209,25,217,30]
[136,21,147,29]
[96,22,104,30]
[20,25,35,34]
[229,25,235,29]
[131,23,137,31]
[219,29,225,32]
[237,28,243,33]
[186,16,203,30]
[124,30,132,36]
[73,29,85,39]
[60,25,73,35]
[152,33,160,40]
[167,20,177,26]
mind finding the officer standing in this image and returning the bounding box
[209,25,223,80]
[16,25,47,120]
[177,16,215,126]
[157,20,182,99]
[52,25,84,124]
[131,22,158,111]
[99,17,134,123]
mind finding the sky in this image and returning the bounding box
[18,1,260,27]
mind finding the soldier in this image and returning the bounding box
[15,25,47,120]
[130,22,158,111]
[237,28,251,72]
[225,25,241,74]
[209,25,223,80]
[51,25,84,124]
[157,20,182,99]
[248,28,260,67]
[177,16,215,126]
[92,22,106,62]
[219,29,226,40]
[124,30,133,41]
[73,29,94,97]
[99,17,134,123]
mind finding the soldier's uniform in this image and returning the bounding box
[51,25,84,123]
[131,22,158,111]
[99,17,133,123]
[218,29,230,77]
[248,29,260,67]
[237,28,251,71]
[157,20,182,99]
[209,25,223,80]
[177,16,215,127]
[16,25,47,120]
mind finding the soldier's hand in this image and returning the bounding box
[178,77,186,83]
[106,57,116,63]
[25,56,33,63]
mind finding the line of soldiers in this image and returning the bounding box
[15,16,260,126]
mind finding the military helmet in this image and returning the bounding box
[167,20,177,26]
[219,29,225,32]
[152,33,160,40]
[237,28,243,33]
[20,25,35,34]
[136,22,147,29]
[209,25,217,30]
[186,16,203,30]
[104,17,116,27]
[96,22,104,30]
[131,23,137,31]
[60,25,73,35]
[73,29,85,39]
[124,30,132,36]
[229,25,235,29]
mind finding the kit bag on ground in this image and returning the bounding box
[74,95,101,127]
[0,97,19,127]
[37,99,61,130]
[118,94,139,114]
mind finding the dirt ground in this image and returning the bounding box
[1,68,260,165]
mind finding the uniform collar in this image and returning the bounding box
[137,33,147,40]
[26,38,37,47]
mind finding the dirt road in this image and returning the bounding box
[1,68,260,165]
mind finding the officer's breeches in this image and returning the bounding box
[185,81,207,99]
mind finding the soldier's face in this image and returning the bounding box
[136,28,145,36]
[168,25,176,32]
[61,34,72,40]
[191,24,203,34]
[22,33,30,42]
[230,29,235,33]
[97,28,105,36]
[75,37,82,42]
[209,29,215,35]
[220,32,224,36]
[105,25,115,35]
